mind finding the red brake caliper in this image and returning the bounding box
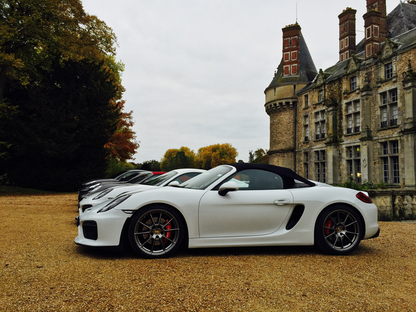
[324,219,332,236]
[163,221,172,245]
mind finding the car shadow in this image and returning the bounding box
[75,243,378,260]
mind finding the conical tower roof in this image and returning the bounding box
[265,32,317,92]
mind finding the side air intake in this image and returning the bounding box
[286,205,305,230]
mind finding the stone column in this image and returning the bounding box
[360,85,373,182]
[402,61,416,187]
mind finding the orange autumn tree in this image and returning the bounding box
[105,100,139,162]
[195,143,238,169]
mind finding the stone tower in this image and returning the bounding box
[264,23,317,169]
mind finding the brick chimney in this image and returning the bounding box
[338,8,357,62]
[282,23,301,77]
[363,0,387,59]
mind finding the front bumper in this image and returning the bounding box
[75,208,131,247]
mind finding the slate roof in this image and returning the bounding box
[387,2,416,38]
[297,2,416,93]
[355,2,416,55]
[265,33,317,92]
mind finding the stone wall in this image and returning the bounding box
[368,189,416,220]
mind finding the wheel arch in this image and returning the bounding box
[314,203,366,240]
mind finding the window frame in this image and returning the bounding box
[314,150,326,183]
[379,89,398,129]
[380,141,399,184]
[385,62,393,80]
[314,110,326,140]
[346,145,362,183]
[345,100,360,134]
[350,76,357,91]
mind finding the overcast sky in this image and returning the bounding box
[81,0,400,163]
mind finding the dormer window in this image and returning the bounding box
[318,90,323,103]
[385,63,392,80]
[350,76,357,91]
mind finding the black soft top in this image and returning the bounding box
[229,163,316,188]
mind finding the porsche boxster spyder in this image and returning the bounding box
[75,163,379,258]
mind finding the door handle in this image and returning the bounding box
[274,199,290,206]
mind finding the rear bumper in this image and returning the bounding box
[369,227,380,239]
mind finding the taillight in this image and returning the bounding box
[356,192,372,203]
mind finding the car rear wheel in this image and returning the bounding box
[128,206,184,258]
[315,205,363,255]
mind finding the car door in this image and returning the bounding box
[198,169,294,238]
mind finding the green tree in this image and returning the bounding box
[249,148,269,164]
[140,160,161,171]
[160,147,196,171]
[0,0,116,101]
[195,143,237,169]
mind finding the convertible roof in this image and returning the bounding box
[229,163,316,187]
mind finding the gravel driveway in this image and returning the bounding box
[0,194,415,311]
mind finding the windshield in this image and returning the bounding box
[142,171,176,186]
[181,166,232,190]
[127,173,151,183]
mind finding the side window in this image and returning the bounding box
[226,169,284,190]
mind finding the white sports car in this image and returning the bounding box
[75,163,380,258]
[78,168,205,212]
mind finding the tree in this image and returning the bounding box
[195,143,237,169]
[102,55,139,168]
[2,59,121,190]
[140,160,161,171]
[0,0,117,101]
[104,100,140,162]
[249,148,269,164]
[0,0,139,190]
[160,147,196,171]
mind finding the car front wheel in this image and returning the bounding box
[128,206,184,258]
[315,205,363,255]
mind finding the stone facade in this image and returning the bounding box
[265,0,416,194]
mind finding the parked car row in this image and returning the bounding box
[78,168,206,212]
[77,170,165,201]
[75,163,380,259]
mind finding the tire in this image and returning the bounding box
[315,205,363,255]
[128,206,184,258]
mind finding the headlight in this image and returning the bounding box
[93,188,113,200]
[97,194,131,213]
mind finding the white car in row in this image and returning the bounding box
[78,168,205,213]
[75,163,380,258]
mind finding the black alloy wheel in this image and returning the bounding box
[315,205,363,255]
[128,206,184,258]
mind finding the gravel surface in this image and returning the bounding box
[0,194,415,311]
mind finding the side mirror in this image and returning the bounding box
[218,181,239,196]
[168,181,180,187]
